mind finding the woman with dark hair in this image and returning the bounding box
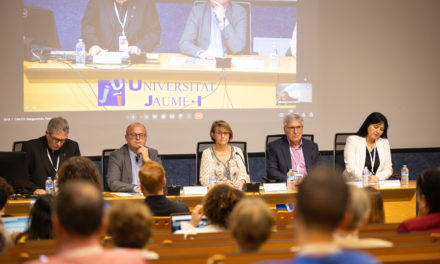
[343,112,392,182]
[15,195,54,243]
[397,168,440,233]
[199,120,249,189]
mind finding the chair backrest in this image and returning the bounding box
[193,1,252,55]
[196,141,249,185]
[333,133,356,170]
[101,149,116,191]
[12,141,26,152]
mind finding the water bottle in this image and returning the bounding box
[286,169,295,191]
[76,38,86,65]
[45,177,54,194]
[209,174,217,189]
[362,166,370,187]
[401,165,409,187]
[269,44,278,69]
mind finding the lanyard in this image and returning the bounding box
[367,144,377,174]
[47,149,60,172]
[289,145,301,173]
[114,2,128,36]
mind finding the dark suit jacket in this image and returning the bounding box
[179,2,247,57]
[81,0,161,52]
[145,195,189,216]
[106,144,161,192]
[22,136,81,191]
[266,136,320,182]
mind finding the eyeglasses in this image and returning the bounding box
[127,133,147,139]
[286,126,303,131]
[215,131,230,137]
[49,134,67,144]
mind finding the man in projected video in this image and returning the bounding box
[81,0,161,55]
[179,0,247,59]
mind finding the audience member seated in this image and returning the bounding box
[397,168,440,233]
[266,113,320,183]
[139,161,189,216]
[0,177,13,217]
[334,185,392,248]
[28,181,146,264]
[344,112,392,182]
[229,197,274,252]
[15,195,54,244]
[0,177,13,253]
[365,186,385,224]
[258,166,378,264]
[22,117,81,195]
[107,122,162,193]
[57,156,102,191]
[179,0,247,59]
[200,120,249,189]
[175,184,244,234]
[107,201,158,260]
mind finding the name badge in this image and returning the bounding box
[263,183,287,192]
[183,186,208,195]
[119,35,128,53]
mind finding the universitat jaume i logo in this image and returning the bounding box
[98,80,125,106]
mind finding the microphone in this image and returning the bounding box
[235,152,249,174]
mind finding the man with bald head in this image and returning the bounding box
[81,0,161,55]
[107,123,162,192]
[28,181,146,264]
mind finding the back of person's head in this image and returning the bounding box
[343,186,371,231]
[57,156,101,191]
[296,165,348,232]
[0,177,13,210]
[364,186,385,223]
[417,168,440,214]
[107,201,153,249]
[203,184,244,229]
[55,180,103,237]
[138,161,165,194]
[229,197,274,252]
[27,195,54,240]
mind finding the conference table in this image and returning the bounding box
[5,181,416,223]
[23,53,296,112]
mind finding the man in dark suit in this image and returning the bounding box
[140,161,189,216]
[266,114,320,182]
[179,0,247,59]
[81,0,161,55]
[106,122,161,192]
[22,117,81,194]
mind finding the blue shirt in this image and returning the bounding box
[257,251,379,264]
[206,6,229,57]
[128,149,142,188]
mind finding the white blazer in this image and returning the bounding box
[343,135,393,181]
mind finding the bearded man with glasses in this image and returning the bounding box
[22,117,81,194]
[107,122,161,193]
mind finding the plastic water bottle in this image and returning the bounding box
[286,169,295,191]
[76,39,86,65]
[362,166,370,187]
[269,44,278,69]
[45,177,54,194]
[401,165,409,187]
[209,174,217,189]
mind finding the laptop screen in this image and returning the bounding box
[170,214,209,232]
[2,217,29,234]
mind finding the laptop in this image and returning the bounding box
[170,213,210,232]
[2,216,29,234]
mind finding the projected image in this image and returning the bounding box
[276,83,312,106]
[23,0,299,112]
